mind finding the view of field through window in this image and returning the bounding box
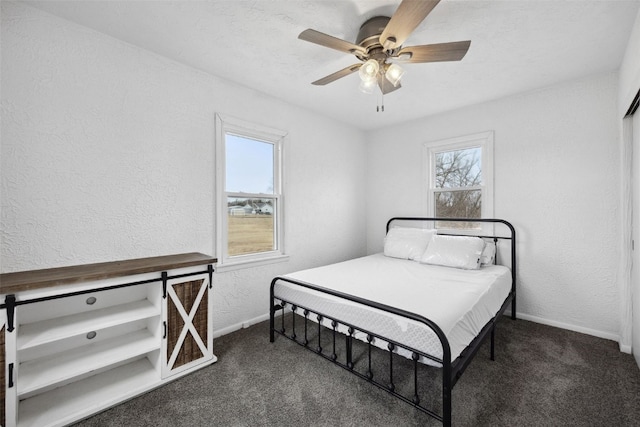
[227,198,275,256]
[227,215,274,256]
[225,133,277,257]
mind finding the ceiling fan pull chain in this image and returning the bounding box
[377,92,384,112]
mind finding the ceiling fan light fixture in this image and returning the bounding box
[385,63,404,87]
[359,79,377,94]
[359,59,380,83]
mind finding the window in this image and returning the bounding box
[215,114,287,268]
[423,131,494,228]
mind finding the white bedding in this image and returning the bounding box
[274,253,512,365]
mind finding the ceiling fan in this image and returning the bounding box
[298,0,470,95]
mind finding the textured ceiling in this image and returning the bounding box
[22,0,640,130]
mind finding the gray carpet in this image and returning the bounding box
[73,316,640,426]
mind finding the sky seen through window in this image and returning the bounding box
[225,133,274,194]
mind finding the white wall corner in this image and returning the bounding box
[619,7,640,116]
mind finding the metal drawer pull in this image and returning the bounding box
[86,331,97,339]
[86,296,97,305]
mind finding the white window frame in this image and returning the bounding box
[423,131,494,230]
[215,113,288,270]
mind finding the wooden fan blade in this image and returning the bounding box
[396,40,471,63]
[378,74,402,95]
[311,64,362,86]
[380,0,440,50]
[299,29,367,56]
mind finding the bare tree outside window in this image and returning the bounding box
[434,147,482,228]
[424,131,494,228]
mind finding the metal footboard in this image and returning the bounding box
[270,276,454,423]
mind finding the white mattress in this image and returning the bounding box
[274,253,512,365]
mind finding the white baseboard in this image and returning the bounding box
[213,311,274,339]
[513,312,622,346]
[620,343,632,354]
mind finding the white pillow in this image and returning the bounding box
[384,227,437,261]
[419,235,485,270]
[480,240,496,265]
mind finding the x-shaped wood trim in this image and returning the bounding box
[166,279,209,370]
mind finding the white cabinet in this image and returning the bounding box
[0,253,216,427]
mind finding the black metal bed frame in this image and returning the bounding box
[269,217,516,426]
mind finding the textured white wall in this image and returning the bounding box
[619,9,640,115]
[366,73,621,341]
[0,2,367,333]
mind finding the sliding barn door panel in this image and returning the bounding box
[162,274,214,378]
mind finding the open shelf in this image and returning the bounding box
[17,358,158,427]
[17,299,159,351]
[18,329,158,397]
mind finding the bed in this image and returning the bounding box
[269,217,516,426]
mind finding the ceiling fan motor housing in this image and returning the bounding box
[356,16,392,60]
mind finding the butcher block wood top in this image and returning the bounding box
[0,253,216,295]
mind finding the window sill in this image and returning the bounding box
[215,254,290,273]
